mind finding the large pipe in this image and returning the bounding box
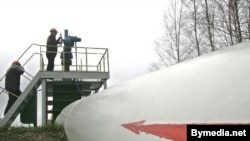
[56,41,250,141]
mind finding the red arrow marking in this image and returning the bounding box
[122,120,186,141]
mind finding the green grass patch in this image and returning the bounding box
[0,124,68,141]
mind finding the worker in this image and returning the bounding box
[4,61,25,115]
[46,28,61,71]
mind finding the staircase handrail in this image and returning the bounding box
[0,87,19,98]
[0,43,43,82]
[16,43,41,61]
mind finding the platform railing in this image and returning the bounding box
[0,43,109,82]
[41,44,109,72]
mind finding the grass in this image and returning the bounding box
[0,124,68,141]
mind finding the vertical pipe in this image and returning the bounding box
[63,29,69,71]
[64,29,68,38]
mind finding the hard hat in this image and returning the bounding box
[12,61,21,66]
[50,28,58,33]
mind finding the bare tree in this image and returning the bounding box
[193,0,201,56]
[181,0,206,55]
[149,0,250,72]
[205,0,215,51]
[248,1,250,38]
[214,0,244,45]
[149,0,185,71]
[230,0,242,43]
[236,0,250,40]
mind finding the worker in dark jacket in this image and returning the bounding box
[4,61,25,115]
[46,28,61,71]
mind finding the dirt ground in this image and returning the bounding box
[0,125,68,141]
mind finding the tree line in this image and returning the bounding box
[149,0,249,71]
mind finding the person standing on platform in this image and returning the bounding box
[46,28,61,71]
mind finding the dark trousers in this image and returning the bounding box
[4,90,21,115]
[46,53,56,71]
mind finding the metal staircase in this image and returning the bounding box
[0,72,41,127]
[0,43,109,127]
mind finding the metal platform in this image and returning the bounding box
[0,44,110,127]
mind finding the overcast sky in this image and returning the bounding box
[0,0,169,85]
[0,0,169,121]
